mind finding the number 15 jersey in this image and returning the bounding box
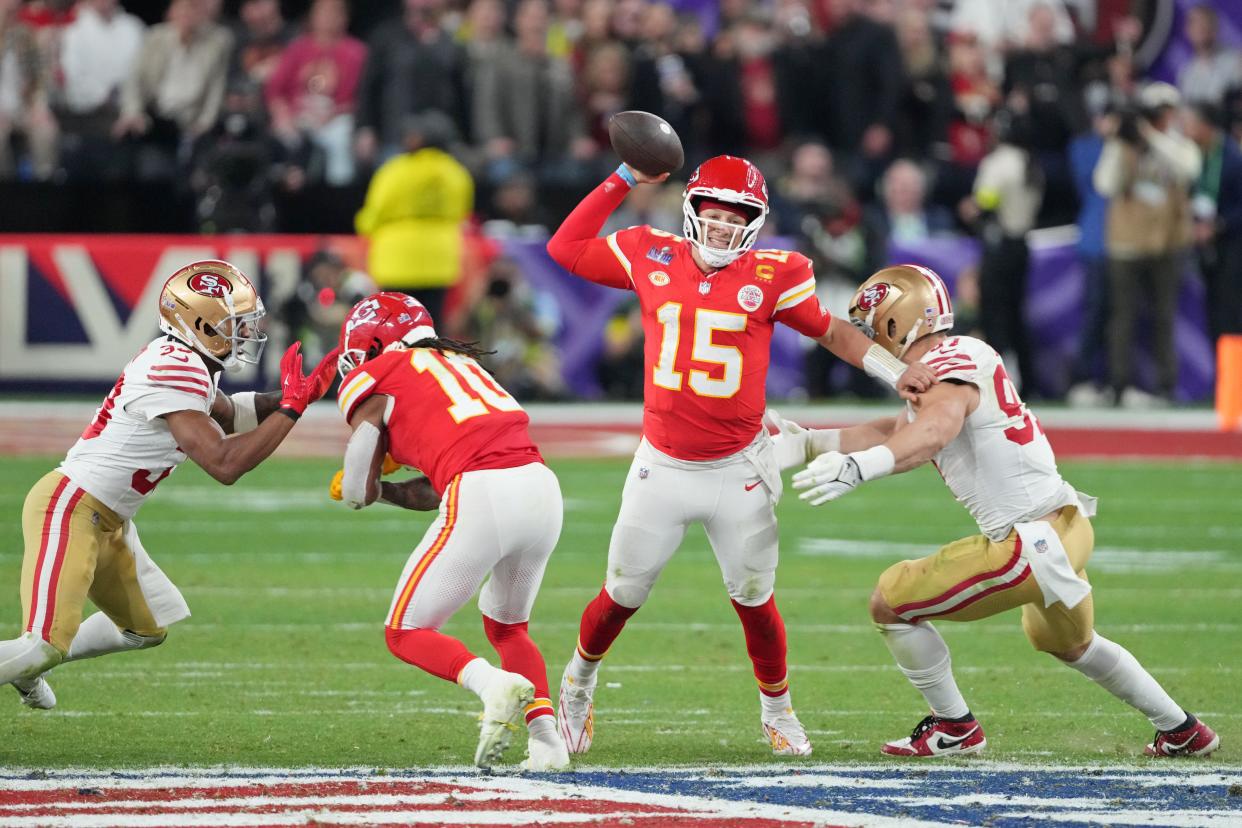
[576,225,831,461]
[338,348,543,496]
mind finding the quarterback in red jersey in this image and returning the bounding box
[545,156,935,757]
[330,293,568,771]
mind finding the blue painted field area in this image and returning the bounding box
[1,765,1239,826]
[561,764,1242,826]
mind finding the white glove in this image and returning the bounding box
[764,408,842,470]
[792,451,863,505]
[765,408,810,471]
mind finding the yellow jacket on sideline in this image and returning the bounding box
[355,147,474,289]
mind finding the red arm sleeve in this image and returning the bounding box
[546,172,637,290]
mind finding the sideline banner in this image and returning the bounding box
[0,233,1216,400]
[0,235,322,391]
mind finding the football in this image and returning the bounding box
[608,111,684,177]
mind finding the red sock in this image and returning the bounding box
[482,616,553,723]
[385,627,478,683]
[731,595,789,696]
[577,586,639,662]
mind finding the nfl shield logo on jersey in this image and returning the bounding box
[1035,539,1049,554]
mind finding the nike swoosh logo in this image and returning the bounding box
[1162,733,1198,752]
[745,480,762,491]
[933,726,979,751]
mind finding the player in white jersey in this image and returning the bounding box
[1,260,337,710]
[779,264,1219,758]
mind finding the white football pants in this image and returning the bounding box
[386,463,563,630]
[604,432,782,609]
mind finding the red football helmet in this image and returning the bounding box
[682,155,770,267]
[337,292,436,378]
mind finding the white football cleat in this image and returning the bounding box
[557,667,596,755]
[521,725,571,772]
[762,708,813,756]
[14,675,56,710]
[474,671,535,769]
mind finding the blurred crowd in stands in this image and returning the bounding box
[1,0,1240,404]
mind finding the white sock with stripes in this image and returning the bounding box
[1064,634,1186,731]
[879,622,971,720]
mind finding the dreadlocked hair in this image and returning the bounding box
[407,337,496,362]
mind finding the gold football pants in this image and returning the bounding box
[21,472,165,653]
[877,507,1095,653]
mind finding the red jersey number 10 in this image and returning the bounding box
[410,350,521,423]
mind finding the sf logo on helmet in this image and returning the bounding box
[188,272,234,298]
[857,283,891,311]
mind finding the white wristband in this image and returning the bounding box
[852,445,895,481]
[862,344,907,389]
[230,391,258,433]
[807,428,841,458]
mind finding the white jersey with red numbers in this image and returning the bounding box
[915,335,1078,541]
[603,227,831,460]
[59,337,219,520]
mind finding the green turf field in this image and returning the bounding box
[1,455,1237,767]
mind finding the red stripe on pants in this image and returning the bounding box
[40,487,85,641]
[26,477,70,636]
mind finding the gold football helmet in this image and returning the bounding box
[158,260,267,369]
[848,264,954,357]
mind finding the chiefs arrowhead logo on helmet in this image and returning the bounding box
[338,292,437,379]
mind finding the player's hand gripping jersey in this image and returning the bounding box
[338,347,543,495]
[549,173,831,460]
[916,336,1079,540]
[59,337,218,519]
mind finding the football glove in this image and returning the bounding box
[279,344,340,417]
[792,451,863,506]
[381,453,402,476]
[765,408,811,471]
[765,408,842,470]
